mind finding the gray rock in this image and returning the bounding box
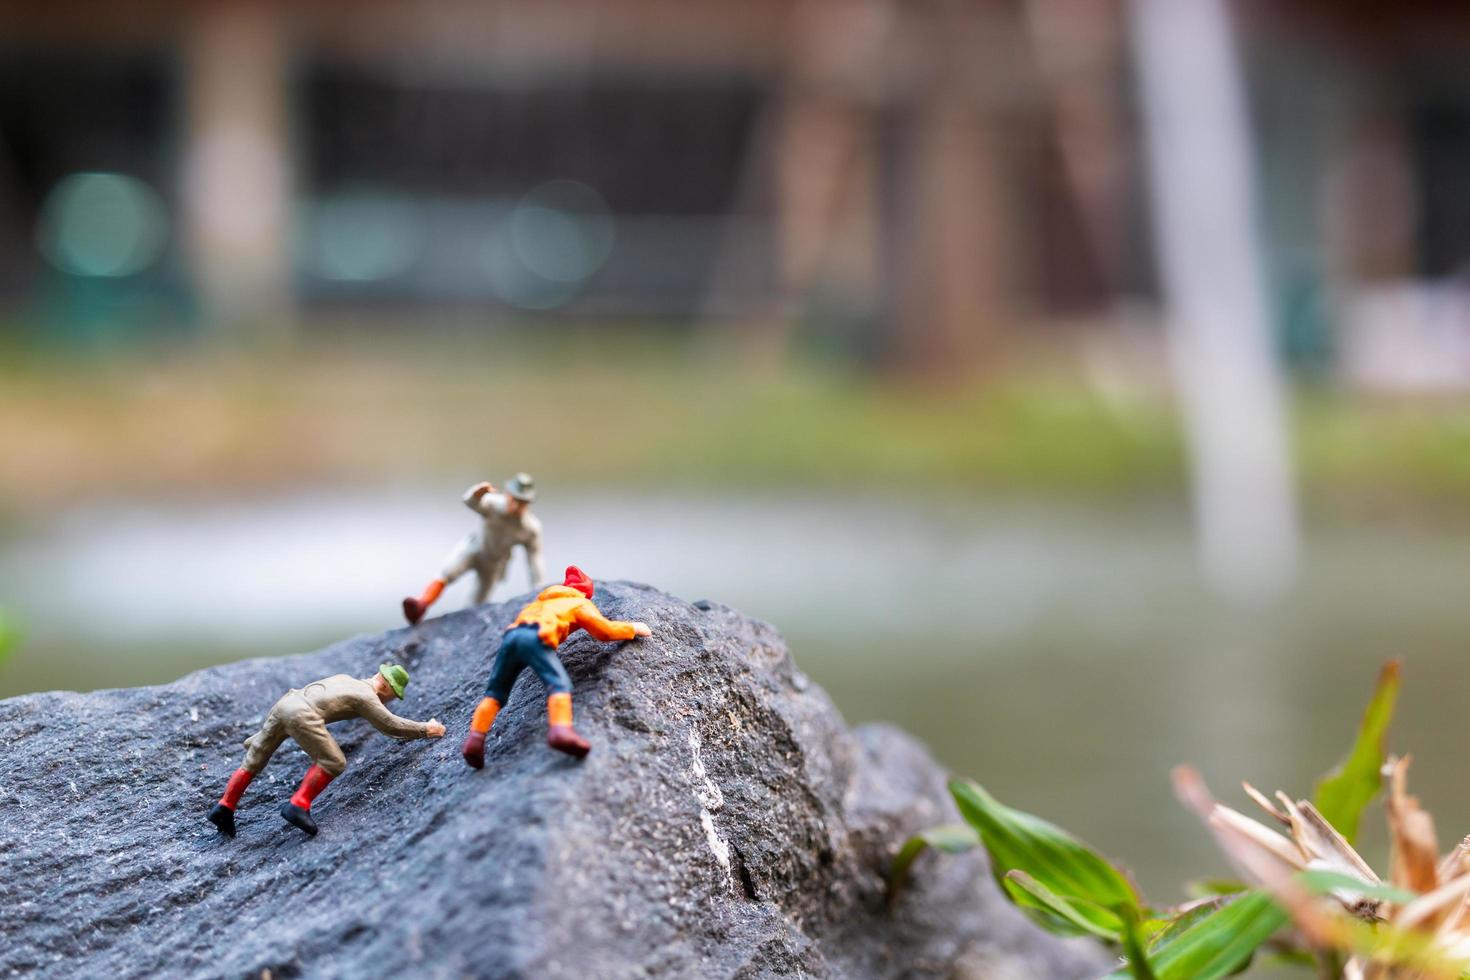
[0,582,1104,979]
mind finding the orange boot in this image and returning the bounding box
[462,697,500,769]
[402,578,446,625]
[546,693,591,758]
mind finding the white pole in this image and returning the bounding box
[182,3,294,336]
[1129,0,1299,603]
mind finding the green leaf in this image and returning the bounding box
[950,779,1140,940]
[1183,879,1249,900]
[1314,660,1400,843]
[1115,903,1162,980]
[1258,948,1318,970]
[1003,870,1126,941]
[1296,869,1417,905]
[1144,897,1233,952]
[1110,891,1287,980]
[888,823,980,901]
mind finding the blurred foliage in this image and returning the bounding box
[895,777,1284,979]
[7,332,1470,519]
[0,611,19,665]
[0,331,1186,517]
[1313,660,1400,844]
[888,824,980,908]
[948,779,1142,941]
[1294,391,1470,515]
[892,663,1470,978]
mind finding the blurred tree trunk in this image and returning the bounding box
[699,0,888,371]
[880,1,1034,377]
[1023,0,1135,311]
[706,0,1037,376]
[182,2,295,339]
[886,89,1008,373]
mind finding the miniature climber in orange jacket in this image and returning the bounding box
[461,565,651,767]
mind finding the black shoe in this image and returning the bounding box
[279,801,319,837]
[207,803,237,837]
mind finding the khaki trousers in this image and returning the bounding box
[240,692,348,776]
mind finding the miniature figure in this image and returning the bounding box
[461,565,650,767]
[403,473,546,625]
[207,664,446,838]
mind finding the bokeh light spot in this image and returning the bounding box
[37,173,168,278]
[512,207,591,283]
[484,179,616,309]
[482,228,583,310]
[307,191,426,282]
[510,180,615,284]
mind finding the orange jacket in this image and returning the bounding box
[511,584,639,648]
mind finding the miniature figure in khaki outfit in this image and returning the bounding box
[403,474,546,625]
[207,664,445,838]
[461,565,651,767]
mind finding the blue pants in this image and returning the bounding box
[485,625,571,703]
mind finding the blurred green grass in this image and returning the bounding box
[4,329,1470,518]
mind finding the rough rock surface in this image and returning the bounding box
[0,583,1103,979]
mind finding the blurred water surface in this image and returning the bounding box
[2,489,1465,901]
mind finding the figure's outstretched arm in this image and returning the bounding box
[463,482,506,517]
[358,698,436,740]
[574,602,650,642]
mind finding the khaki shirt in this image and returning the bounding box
[464,489,546,587]
[286,674,431,740]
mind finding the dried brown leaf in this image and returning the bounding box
[1436,837,1470,886]
[1387,757,1440,896]
[1242,782,1291,825]
[1210,806,1307,872]
[1295,801,1383,885]
[1172,766,1342,947]
[1397,871,1470,933]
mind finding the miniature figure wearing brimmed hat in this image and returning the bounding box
[207,664,445,838]
[461,565,650,767]
[403,473,546,625]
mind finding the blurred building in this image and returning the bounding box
[2,0,1470,381]
[0,0,1137,366]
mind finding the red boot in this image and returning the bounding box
[546,693,591,758]
[403,579,446,625]
[462,697,501,769]
[462,731,487,769]
[547,726,591,758]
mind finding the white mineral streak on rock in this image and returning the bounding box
[689,730,731,873]
[700,811,731,871]
[688,729,723,811]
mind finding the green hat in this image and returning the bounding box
[378,663,409,699]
